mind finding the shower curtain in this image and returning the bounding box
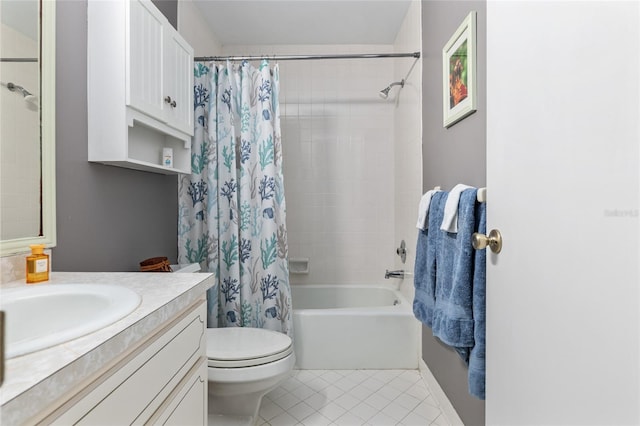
[178,60,292,336]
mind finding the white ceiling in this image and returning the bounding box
[191,1,413,46]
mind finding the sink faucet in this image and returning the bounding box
[385,269,406,279]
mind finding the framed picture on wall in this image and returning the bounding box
[443,11,477,128]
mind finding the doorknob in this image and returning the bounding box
[472,229,503,254]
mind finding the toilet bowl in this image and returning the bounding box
[206,327,295,423]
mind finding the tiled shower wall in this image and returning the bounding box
[283,49,398,286]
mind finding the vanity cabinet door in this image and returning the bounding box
[127,0,165,120]
[150,357,208,425]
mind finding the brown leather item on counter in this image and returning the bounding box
[139,257,173,272]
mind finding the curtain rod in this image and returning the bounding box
[194,51,420,62]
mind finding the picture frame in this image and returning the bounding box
[443,11,477,128]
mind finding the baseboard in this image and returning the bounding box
[419,359,465,425]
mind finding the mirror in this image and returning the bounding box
[0,0,55,256]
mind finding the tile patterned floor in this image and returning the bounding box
[257,370,449,426]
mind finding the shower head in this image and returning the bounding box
[378,79,405,99]
[378,86,392,99]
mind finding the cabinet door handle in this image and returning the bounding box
[164,96,177,108]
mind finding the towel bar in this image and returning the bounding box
[476,187,486,202]
[432,186,486,202]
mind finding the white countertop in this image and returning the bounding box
[0,271,215,424]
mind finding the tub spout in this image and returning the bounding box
[385,269,406,279]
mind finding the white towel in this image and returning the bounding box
[440,184,475,233]
[416,189,442,230]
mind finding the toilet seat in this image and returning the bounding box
[206,327,293,368]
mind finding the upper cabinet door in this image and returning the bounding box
[163,30,194,136]
[127,0,164,120]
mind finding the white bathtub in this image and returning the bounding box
[291,284,420,369]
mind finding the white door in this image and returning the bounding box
[486,2,639,425]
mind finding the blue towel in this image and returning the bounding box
[413,187,486,400]
[413,192,448,327]
[431,188,477,359]
[468,201,486,400]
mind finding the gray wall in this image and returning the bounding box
[151,0,177,29]
[54,0,179,272]
[421,1,486,425]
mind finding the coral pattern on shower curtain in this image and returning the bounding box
[178,60,292,336]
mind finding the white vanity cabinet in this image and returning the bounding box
[88,0,194,174]
[47,300,207,425]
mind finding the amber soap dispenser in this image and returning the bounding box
[26,244,49,283]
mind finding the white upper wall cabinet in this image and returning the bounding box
[88,0,194,175]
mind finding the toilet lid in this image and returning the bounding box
[206,327,293,368]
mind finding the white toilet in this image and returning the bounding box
[206,327,295,424]
[170,265,293,423]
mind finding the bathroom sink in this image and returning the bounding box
[1,284,141,359]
